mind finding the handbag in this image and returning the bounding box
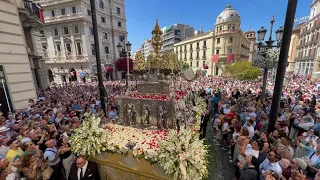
[42,166,54,180]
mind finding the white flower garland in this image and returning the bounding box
[252,48,280,69]
[70,116,109,157]
[158,128,209,180]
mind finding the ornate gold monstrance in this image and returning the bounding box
[150,19,163,70]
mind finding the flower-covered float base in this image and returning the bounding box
[91,152,173,180]
[71,97,209,180]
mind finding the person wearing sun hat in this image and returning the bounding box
[0,126,10,139]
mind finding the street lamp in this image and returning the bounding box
[117,40,132,91]
[255,16,283,97]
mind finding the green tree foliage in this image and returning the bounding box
[178,60,189,71]
[224,60,260,80]
[133,51,147,75]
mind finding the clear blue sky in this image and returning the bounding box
[126,0,311,51]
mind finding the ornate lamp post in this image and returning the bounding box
[255,16,284,97]
[117,40,132,91]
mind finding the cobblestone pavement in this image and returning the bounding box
[204,120,234,180]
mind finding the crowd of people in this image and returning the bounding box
[0,75,319,180]
[203,76,320,180]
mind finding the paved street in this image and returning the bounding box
[204,120,234,180]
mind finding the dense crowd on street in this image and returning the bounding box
[200,75,320,180]
[0,74,320,180]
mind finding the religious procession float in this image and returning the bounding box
[70,20,209,180]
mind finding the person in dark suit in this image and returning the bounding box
[68,156,100,180]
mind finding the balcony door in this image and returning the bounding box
[0,65,13,116]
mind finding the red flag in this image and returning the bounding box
[211,55,219,63]
[228,29,231,33]
[227,54,235,63]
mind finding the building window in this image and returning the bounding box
[190,52,193,59]
[56,44,61,52]
[219,26,222,31]
[190,62,193,67]
[184,45,187,50]
[190,44,193,50]
[203,61,206,66]
[72,6,76,13]
[65,43,71,55]
[91,44,96,55]
[197,42,199,48]
[216,50,219,54]
[197,52,199,58]
[118,22,122,27]
[196,61,199,67]
[104,33,108,39]
[99,0,104,9]
[228,36,233,43]
[203,40,206,46]
[117,7,121,14]
[104,46,109,54]
[232,24,235,30]
[74,26,79,34]
[61,8,65,15]
[228,24,231,29]
[87,9,91,16]
[228,48,232,54]
[63,27,69,35]
[174,30,180,35]
[119,35,124,42]
[53,28,58,36]
[217,38,220,44]
[89,27,94,35]
[76,42,82,55]
[203,51,206,58]
[51,10,55,17]
[101,17,106,23]
[39,30,44,36]
[42,45,47,57]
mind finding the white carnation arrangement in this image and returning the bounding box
[193,95,207,127]
[158,128,209,180]
[70,116,109,157]
[252,48,280,69]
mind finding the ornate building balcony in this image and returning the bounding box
[37,0,76,7]
[112,11,126,20]
[44,13,84,24]
[215,29,239,36]
[203,46,207,51]
[18,0,44,28]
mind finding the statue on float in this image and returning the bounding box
[141,104,151,127]
[125,103,136,126]
[157,105,168,129]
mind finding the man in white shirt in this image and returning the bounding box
[247,120,255,139]
[259,150,282,180]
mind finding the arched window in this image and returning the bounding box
[99,0,104,9]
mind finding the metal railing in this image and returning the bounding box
[23,0,43,22]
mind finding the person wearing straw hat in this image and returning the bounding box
[0,126,10,139]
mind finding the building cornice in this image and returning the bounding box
[311,0,319,8]
[37,0,81,8]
